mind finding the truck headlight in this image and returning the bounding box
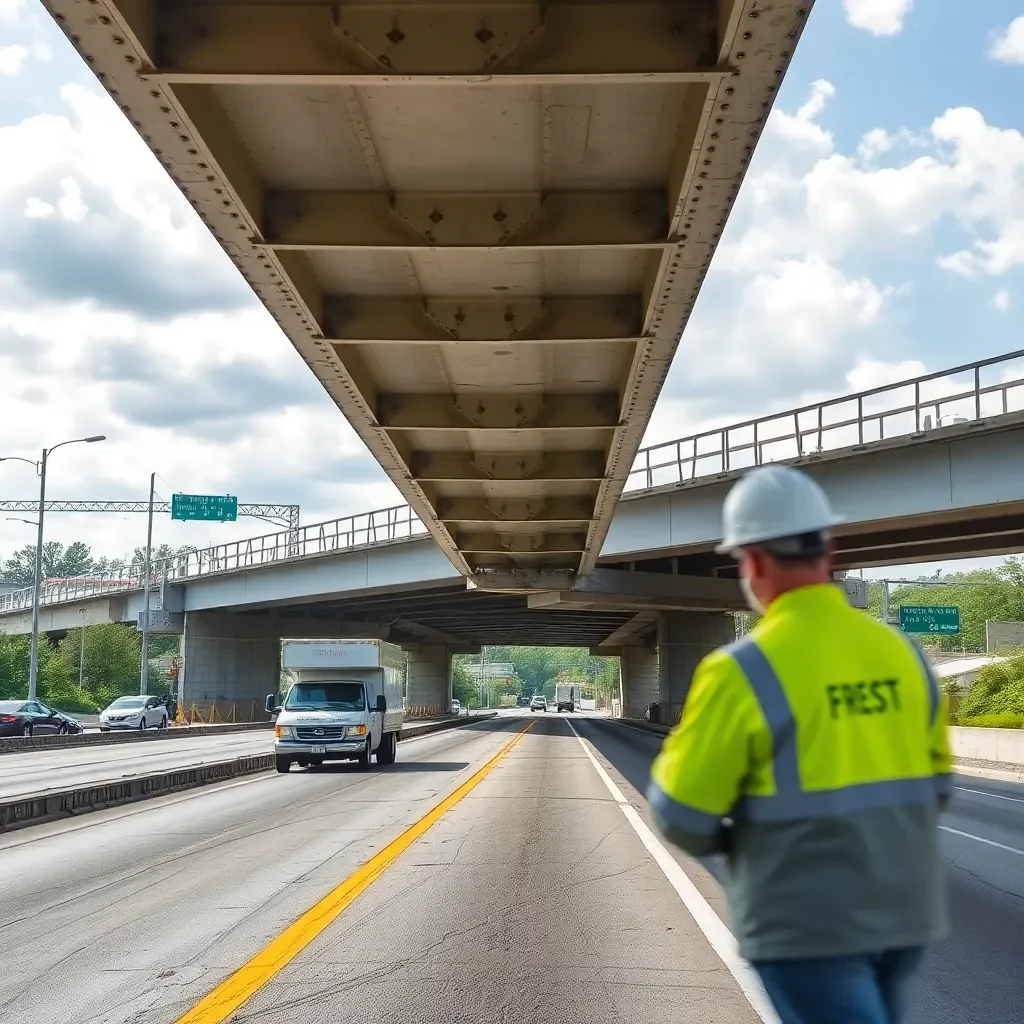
[347,725,366,737]
[274,725,293,738]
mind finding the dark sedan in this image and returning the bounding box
[0,700,83,737]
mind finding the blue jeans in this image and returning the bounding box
[752,947,925,1024]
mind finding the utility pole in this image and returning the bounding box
[78,609,86,688]
[28,448,48,700]
[881,579,890,626]
[139,472,156,695]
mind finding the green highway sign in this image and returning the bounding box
[171,493,238,522]
[898,605,960,635]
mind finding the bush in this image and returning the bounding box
[42,685,102,714]
[959,712,1024,729]
[958,656,1024,722]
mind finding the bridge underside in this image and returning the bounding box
[47,0,811,578]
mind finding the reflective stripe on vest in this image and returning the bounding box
[727,636,943,823]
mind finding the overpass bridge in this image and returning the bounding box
[4,351,1023,718]
[44,0,812,580]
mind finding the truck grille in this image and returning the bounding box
[295,726,348,740]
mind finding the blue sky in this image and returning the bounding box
[1,0,1023,577]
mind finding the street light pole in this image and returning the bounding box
[1,436,107,700]
[140,471,156,695]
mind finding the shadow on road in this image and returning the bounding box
[304,761,470,774]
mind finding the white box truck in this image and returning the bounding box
[268,640,406,773]
[554,682,578,713]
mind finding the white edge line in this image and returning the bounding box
[566,719,779,1024]
[954,786,1024,804]
[939,825,1024,857]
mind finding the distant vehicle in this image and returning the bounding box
[451,698,461,715]
[99,695,168,731]
[0,700,82,737]
[270,639,405,773]
[530,695,548,713]
[554,683,578,713]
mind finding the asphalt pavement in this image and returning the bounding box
[0,717,466,802]
[0,711,1019,1024]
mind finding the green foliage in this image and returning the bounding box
[451,659,477,706]
[57,624,142,708]
[867,559,1024,652]
[956,655,1024,724]
[0,631,74,701]
[959,712,1024,729]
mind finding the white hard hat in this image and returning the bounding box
[715,465,843,555]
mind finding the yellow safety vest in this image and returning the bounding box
[649,583,950,960]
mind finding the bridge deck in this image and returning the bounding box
[45,0,810,577]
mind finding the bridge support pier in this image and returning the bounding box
[657,612,736,727]
[619,646,659,720]
[405,644,452,718]
[180,612,280,711]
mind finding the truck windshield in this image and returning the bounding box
[284,683,366,711]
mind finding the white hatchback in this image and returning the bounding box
[99,695,168,731]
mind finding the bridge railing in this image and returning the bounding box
[0,504,427,614]
[626,349,1024,492]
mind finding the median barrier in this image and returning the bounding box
[0,712,499,831]
[0,720,273,755]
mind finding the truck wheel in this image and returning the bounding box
[376,732,397,766]
[358,738,373,770]
[275,755,291,773]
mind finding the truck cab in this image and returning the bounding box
[269,640,405,773]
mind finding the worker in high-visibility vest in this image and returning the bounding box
[648,466,950,1024]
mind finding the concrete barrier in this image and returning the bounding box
[0,712,499,832]
[951,725,1024,768]
[0,754,275,832]
[0,721,273,755]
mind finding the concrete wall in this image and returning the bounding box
[952,726,1024,767]
[985,620,1024,652]
[619,646,659,720]
[406,644,451,718]
[180,612,280,710]
[658,611,735,725]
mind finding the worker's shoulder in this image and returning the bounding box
[694,639,759,689]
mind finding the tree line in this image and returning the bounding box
[0,625,179,713]
[0,540,196,587]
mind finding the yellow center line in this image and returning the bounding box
[176,717,537,1024]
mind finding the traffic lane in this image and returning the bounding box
[908,776,1024,1024]
[0,730,273,800]
[0,718,483,800]
[233,712,760,1024]
[576,718,1024,1024]
[0,716,527,1024]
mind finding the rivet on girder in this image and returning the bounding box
[386,26,405,44]
[475,25,495,44]
[429,209,444,224]
[493,209,507,223]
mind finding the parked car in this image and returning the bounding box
[450,698,461,715]
[0,700,82,737]
[530,695,548,713]
[99,695,169,731]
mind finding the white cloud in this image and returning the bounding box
[844,0,913,36]
[768,79,836,154]
[0,44,28,75]
[0,0,23,24]
[990,16,1024,63]
[993,289,1011,312]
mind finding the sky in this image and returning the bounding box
[1,0,1023,579]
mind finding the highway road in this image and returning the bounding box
[0,712,1019,1024]
[0,718,467,802]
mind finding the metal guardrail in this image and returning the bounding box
[2,350,1022,616]
[626,349,1024,492]
[0,504,427,614]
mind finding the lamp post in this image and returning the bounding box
[0,435,106,699]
